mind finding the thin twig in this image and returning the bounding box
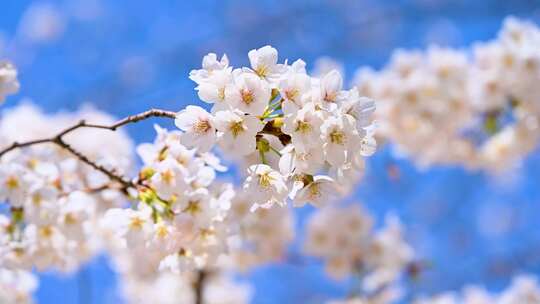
[0,108,178,193]
[56,137,134,190]
[83,184,119,194]
[85,108,178,131]
[0,109,177,157]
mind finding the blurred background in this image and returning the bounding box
[1,0,540,303]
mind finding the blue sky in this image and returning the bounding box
[1,1,540,303]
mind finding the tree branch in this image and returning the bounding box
[194,269,208,304]
[0,108,178,193]
[83,108,178,131]
[259,120,291,146]
[54,136,134,192]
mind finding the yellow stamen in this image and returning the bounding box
[32,194,42,206]
[329,130,345,145]
[241,89,254,105]
[308,183,321,199]
[285,89,299,101]
[5,176,19,190]
[295,120,312,134]
[161,169,175,185]
[229,121,245,137]
[193,119,212,134]
[256,65,269,77]
[155,224,169,238]
[64,213,77,225]
[129,216,145,229]
[27,159,39,170]
[324,91,337,103]
[184,200,201,215]
[258,172,274,188]
[218,87,225,101]
[199,228,214,240]
[39,226,53,238]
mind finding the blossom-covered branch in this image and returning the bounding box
[0,108,177,157]
[0,109,177,192]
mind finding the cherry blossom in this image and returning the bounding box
[225,71,271,116]
[353,17,540,172]
[243,164,288,210]
[175,105,217,153]
[214,109,264,156]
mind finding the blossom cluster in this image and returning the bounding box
[179,45,376,210]
[304,205,414,295]
[353,17,540,171]
[0,46,378,299]
[101,125,234,275]
[100,124,294,288]
[225,190,294,270]
[0,103,134,272]
[0,61,19,103]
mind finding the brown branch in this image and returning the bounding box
[60,183,117,197]
[83,184,118,194]
[54,137,134,191]
[0,108,178,193]
[194,270,208,304]
[83,108,178,131]
[259,120,291,146]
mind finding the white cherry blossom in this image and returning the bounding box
[214,110,263,156]
[150,158,188,200]
[243,164,288,209]
[196,69,233,113]
[317,69,345,111]
[247,45,285,84]
[225,71,271,116]
[321,114,359,167]
[175,105,217,153]
[189,53,230,84]
[282,102,323,153]
[292,175,338,208]
[278,145,325,176]
[279,64,311,115]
